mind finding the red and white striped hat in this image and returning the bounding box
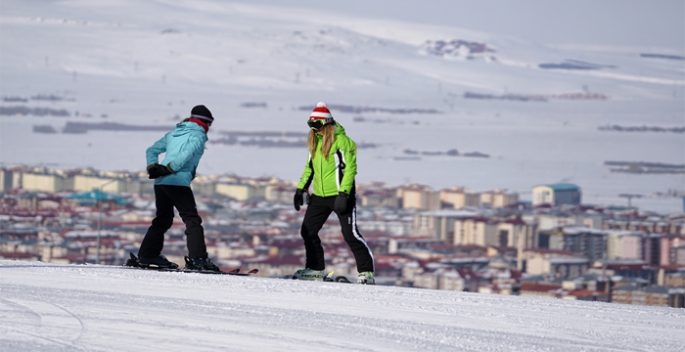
[309,102,334,124]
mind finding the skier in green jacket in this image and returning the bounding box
[293,102,375,284]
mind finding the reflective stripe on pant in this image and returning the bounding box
[300,194,375,272]
[138,185,207,259]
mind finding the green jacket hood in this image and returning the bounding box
[314,122,346,141]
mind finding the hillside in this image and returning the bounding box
[0,0,683,213]
[1,260,684,351]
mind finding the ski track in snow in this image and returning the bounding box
[1,260,684,351]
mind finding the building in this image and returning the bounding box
[0,168,20,191]
[215,182,260,201]
[398,184,440,210]
[453,217,498,247]
[660,236,685,265]
[413,210,479,242]
[452,217,536,253]
[72,175,124,193]
[519,282,564,299]
[663,270,685,287]
[358,187,398,208]
[480,190,519,208]
[496,220,537,249]
[596,260,658,285]
[20,171,67,192]
[526,255,590,279]
[413,268,465,291]
[560,227,608,262]
[607,231,643,260]
[388,237,446,254]
[642,233,664,266]
[612,286,685,307]
[537,213,603,231]
[532,183,581,206]
[675,246,685,265]
[440,188,480,209]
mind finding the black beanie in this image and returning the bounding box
[190,105,214,123]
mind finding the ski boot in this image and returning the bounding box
[292,268,326,281]
[184,256,221,272]
[357,271,375,285]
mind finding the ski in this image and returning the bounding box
[123,253,258,276]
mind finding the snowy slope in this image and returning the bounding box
[1,260,684,351]
[1,0,683,213]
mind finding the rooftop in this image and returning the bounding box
[535,183,581,192]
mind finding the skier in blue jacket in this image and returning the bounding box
[137,105,219,271]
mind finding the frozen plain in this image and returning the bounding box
[1,0,684,213]
[1,260,685,352]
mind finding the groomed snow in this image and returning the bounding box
[1,260,684,351]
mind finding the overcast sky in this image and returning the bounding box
[245,0,684,51]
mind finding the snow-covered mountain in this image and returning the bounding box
[1,0,683,213]
[2,260,684,351]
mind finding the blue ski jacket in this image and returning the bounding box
[146,121,207,187]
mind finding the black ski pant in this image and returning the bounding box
[138,185,207,259]
[300,194,375,273]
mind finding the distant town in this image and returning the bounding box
[1,165,684,308]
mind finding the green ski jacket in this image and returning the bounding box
[297,123,357,197]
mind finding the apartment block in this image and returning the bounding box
[526,255,589,279]
[660,236,685,265]
[359,188,398,208]
[413,269,465,291]
[72,175,125,192]
[0,168,20,192]
[398,184,440,210]
[440,187,480,209]
[480,190,519,208]
[560,227,608,262]
[453,217,498,247]
[412,210,478,242]
[21,172,67,192]
[612,286,685,307]
[215,183,259,201]
[532,183,581,206]
[607,231,644,260]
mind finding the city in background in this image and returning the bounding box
[2,164,684,308]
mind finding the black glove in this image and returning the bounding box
[293,189,305,211]
[147,163,173,179]
[334,192,349,214]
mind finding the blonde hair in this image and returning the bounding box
[308,124,335,160]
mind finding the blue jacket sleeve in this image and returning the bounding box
[146,134,168,166]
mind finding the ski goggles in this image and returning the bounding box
[307,119,326,130]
